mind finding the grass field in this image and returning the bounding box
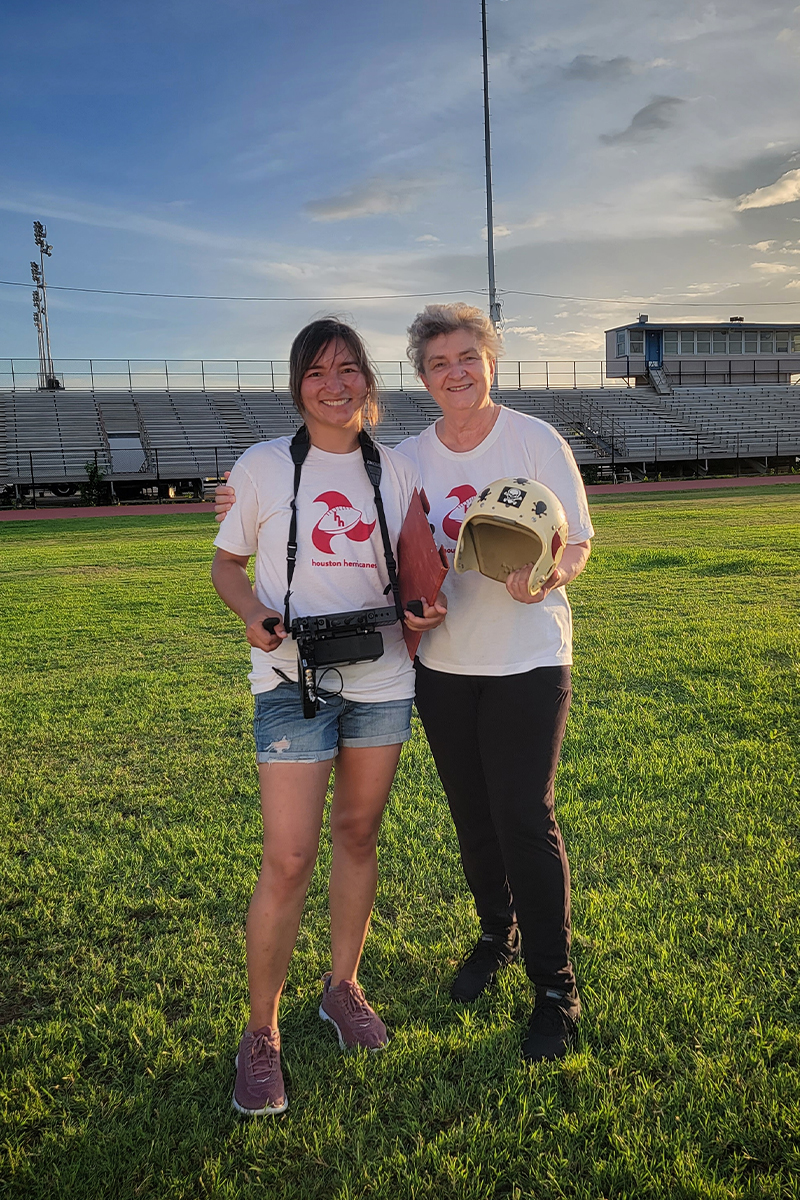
[1,485,799,1200]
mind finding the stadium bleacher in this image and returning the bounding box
[1,381,798,496]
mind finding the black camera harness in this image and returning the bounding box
[269,425,402,713]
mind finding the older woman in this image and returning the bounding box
[216,304,593,1062]
[395,304,593,1062]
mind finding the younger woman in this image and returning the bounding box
[211,319,445,1115]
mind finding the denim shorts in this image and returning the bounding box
[253,682,413,763]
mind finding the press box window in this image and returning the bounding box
[616,331,625,357]
[629,330,644,354]
[760,331,773,353]
[744,331,758,353]
[728,329,742,353]
[775,331,789,353]
[712,331,727,354]
[792,332,800,353]
[696,331,711,354]
[663,331,678,354]
[679,330,695,354]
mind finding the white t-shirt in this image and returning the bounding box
[213,438,420,701]
[396,407,595,676]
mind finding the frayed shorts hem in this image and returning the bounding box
[255,749,337,765]
[255,725,411,764]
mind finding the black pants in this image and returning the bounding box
[415,662,575,992]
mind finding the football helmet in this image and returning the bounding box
[454,477,569,595]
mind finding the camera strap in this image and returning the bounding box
[282,425,402,628]
[358,429,403,623]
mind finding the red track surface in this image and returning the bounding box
[0,475,797,522]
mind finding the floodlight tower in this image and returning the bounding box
[32,288,46,378]
[481,0,502,330]
[31,220,59,389]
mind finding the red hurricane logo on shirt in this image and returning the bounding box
[442,484,478,541]
[312,491,376,555]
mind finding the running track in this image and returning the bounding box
[1,473,798,522]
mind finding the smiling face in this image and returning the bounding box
[299,339,369,439]
[419,328,496,415]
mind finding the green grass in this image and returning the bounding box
[1,485,799,1200]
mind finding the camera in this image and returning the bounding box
[264,605,399,718]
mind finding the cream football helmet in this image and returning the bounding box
[454,477,569,596]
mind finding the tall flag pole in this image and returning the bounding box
[481,0,502,330]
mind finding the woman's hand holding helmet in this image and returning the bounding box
[505,565,563,605]
[505,540,591,604]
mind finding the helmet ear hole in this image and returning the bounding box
[453,520,480,573]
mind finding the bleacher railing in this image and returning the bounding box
[0,358,639,392]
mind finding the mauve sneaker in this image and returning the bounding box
[319,972,388,1050]
[232,1025,288,1115]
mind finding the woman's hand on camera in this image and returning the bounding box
[505,565,563,605]
[214,472,236,523]
[403,593,448,632]
[246,608,288,652]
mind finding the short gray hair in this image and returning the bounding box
[406,303,503,375]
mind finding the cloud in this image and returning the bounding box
[481,224,513,241]
[736,168,800,210]
[749,240,776,250]
[304,175,431,222]
[750,260,800,274]
[0,188,242,251]
[415,234,440,243]
[561,54,637,82]
[600,95,685,145]
[785,279,800,288]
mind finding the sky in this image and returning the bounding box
[2,0,800,366]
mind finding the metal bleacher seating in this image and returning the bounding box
[1,389,109,485]
[1,381,798,493]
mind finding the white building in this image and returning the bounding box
[606,317,800,385]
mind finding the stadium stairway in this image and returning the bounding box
[203,391,261,450]
[132,391,235,476]
[232,391,299,442]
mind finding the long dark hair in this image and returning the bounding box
[288,318,380,427]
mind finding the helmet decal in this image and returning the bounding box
[534,500,548,515]
[498,485,526,508]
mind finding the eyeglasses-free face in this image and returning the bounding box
[420,329,496,414]
[299,339,369,437]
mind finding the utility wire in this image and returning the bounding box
[501,289,800,308]
[0,279,485,302]
[2,276,800,307]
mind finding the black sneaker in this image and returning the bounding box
[522,986,581,1062]
[450,930,521,1002]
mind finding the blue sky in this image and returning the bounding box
[3,0,800,365]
